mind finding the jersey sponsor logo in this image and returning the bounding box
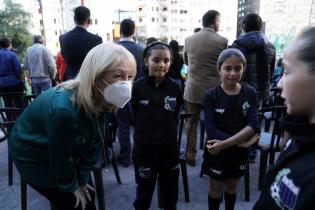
[242,101,250,117]
[138,167,152,178]
[138,99,149,106]
[164,96,176,111]
[239,164,247,171]
[270,168,300,210]
[210,168,222,175]
[215,108,225,114]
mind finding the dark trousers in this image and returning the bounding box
[115,103,133,161]
[133,161,179,210]
[29,179,96,210]
[0,83,24,108]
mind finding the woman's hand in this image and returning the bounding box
[206,139,226,155]
[73,187,86,210]
[237,133,260,148]
[73,184,95,210]
[81,184,95,202]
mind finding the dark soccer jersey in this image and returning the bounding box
[203,83,260,140]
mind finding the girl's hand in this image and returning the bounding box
[206,139,225,155]
[81,184,95,202]
[73,187,87,210]
[237,133,260,148]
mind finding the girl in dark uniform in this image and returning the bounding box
[201,48,260,210]
[131,42,183,210]
[254,27,315,210]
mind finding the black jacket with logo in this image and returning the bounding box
[131,75,183,152]
[254,116,315,210]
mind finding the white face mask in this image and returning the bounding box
[101,80,132,108]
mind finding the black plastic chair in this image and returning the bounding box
[257,106,286,190]
[158,113,194,208]
[92,113,121,210]
[0,92,26,109]
[0,108,27,210]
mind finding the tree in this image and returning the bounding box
[0,0,32,61]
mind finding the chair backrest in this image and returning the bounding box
[178,113,194,149]
[21,94,38,108]
[0,121,15,143]
[0,107,24,123]
[0,92,26,108]
[259,106,287,150]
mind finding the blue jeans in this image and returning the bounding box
[115,103,133,161]
[32,78,52,95]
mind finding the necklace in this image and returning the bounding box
[96,117,106,143]
[96,117,107,165]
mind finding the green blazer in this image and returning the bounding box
[9,87,105,192]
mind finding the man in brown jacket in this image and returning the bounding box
[183,10,228,166]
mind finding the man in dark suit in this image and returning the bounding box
[116,19,144,167]
[59,6,102,80]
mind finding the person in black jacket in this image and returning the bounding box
[131,42,183,210]
[231,13,275,102]
[201,48,259,210]
[59,6,102,81]
[254,26,315,210]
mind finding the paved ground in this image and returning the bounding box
[0,130,263,210]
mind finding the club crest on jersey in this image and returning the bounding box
[164,96,176,111]
[242,101,250,117]
[215,108,225,114]
[139,99,149,106]
[270,168,300,210]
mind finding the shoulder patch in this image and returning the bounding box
[270,168,300,210]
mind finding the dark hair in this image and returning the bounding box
[33,35,43,44]
[0,38,10,48]
[291,27,315,75]
[217,48,246,70]
[142,41,171,60]
[276,58,283,67]
[242,13,262,32]
[146,37,158,45]
[194,27,201,33]
[74,6,91,25]
[202,10,220,27]
[120,19,135,37]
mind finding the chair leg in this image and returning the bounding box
[258,150,268,190]
[244,164,250,202]
[157,179,164,209]
[180,159,190,202]
[111,155,122,184]
[8,151,13,186]
[21,177,27,210]
[199,120,205,150]
[93,168,106,210]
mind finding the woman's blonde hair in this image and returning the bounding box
[58,43,136,116]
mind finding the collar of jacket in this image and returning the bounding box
[282,115,315,148]
[201,27,216,33]
[143,73,170,88]
[74,25,87,31]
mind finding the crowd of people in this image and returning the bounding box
[1,4,315,210]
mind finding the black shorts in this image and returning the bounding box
[201,146,248,181]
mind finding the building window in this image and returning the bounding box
[156,7,159,11]
[163,7,167,11]
[139,17,142,22]
[163,18,167,22]
[152,7,154,11]
[152,17,155,22]
[90,19,93,25]
[139,7,143,11]
[180,10,187,14]
[53,19,56,24]
[55,30,58,35]
[95,19,98,25]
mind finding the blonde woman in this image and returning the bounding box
[9,43,136,210]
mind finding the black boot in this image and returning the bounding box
[224,192,236,210]
[208,195,222,210]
